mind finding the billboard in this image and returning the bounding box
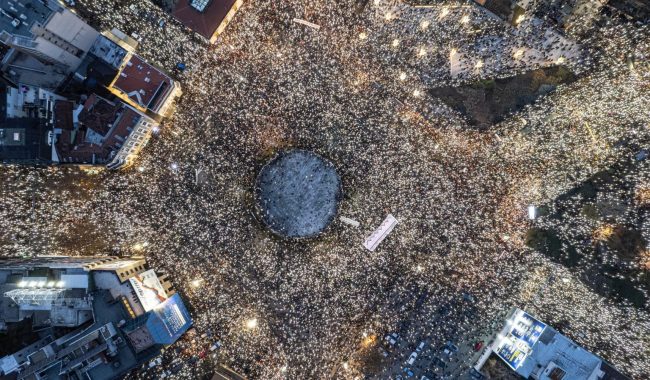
[129,269,168,312]
[146,293,192,345]
[495,310,547,370]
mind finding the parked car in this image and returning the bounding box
[445,341,459,352]
[432,357,447,369]
[385,333,399,346]
[406,352,418,365]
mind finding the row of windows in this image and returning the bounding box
[120,264,146,277]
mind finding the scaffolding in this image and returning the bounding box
[5,288,65,306]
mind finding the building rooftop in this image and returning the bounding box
[54,94,151,165]
[0,117,50,162]
[172,0,237,40]
[0,0,56,38]
[492,309,629,380]
[89,35,128,70]
[111,54,173,113]
[0,257,192,380]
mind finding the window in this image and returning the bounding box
[191,0,211,12]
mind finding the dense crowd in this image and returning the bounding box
[1,0,649,379]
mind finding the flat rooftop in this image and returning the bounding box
[89,35,128,70]
[0,0,55,38]
[172,0,237,40]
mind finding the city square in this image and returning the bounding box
[0,0,649,379]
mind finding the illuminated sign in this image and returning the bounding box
[146,294,192,345]
[495,310,546,370]
[129,269,168,311]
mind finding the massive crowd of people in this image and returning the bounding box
[1,0,649,378]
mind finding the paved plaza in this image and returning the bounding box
[1,0,649,379]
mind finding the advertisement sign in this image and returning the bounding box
[129,269,168,311]
[146,294,192,345]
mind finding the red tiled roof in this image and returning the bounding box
[54,95,148,164]
[103,107,141,150]
[172,0,237,40]
[112,55,173,112]
[78,94,121,136]
[54,100,74,131]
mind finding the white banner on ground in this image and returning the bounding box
[293,18,321,30]
[340,216,360,227]
[363,214,398,251]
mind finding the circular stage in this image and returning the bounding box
[255,150,342,238]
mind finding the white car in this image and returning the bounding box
[406,352,418,365]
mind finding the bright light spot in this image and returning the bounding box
[138,166,145,173]
[246,318,258,329]
[391,39,400,47]
[439,7,449,19]
[17,281,26,287]
[47,281,55,287]
[556,56,566,64]
[152,126,160,134]
[450,48,457,56]
[56,281,65,288]
[418,47,427,57]
[280,365,287,373]
[373,0,380,5]
[475,60,483,69]
[561,278,570,283]
[528,205,536,220]
[384,12,393,21]
[358,32,367,40]
[28,281,36,287]
[132,243,144,251]
[413,89,422,97]
[191,279,203,288]
[420,20,430,30]
[515,14,525,25]
[416,264,423,272]
[399,72,407,81]
[461,15,470,24]
[170,162,179,171]
[342,362,349,370]
[513,49,524,59]
[593,224,614,241]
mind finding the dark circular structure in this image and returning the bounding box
[255,150,342,238]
